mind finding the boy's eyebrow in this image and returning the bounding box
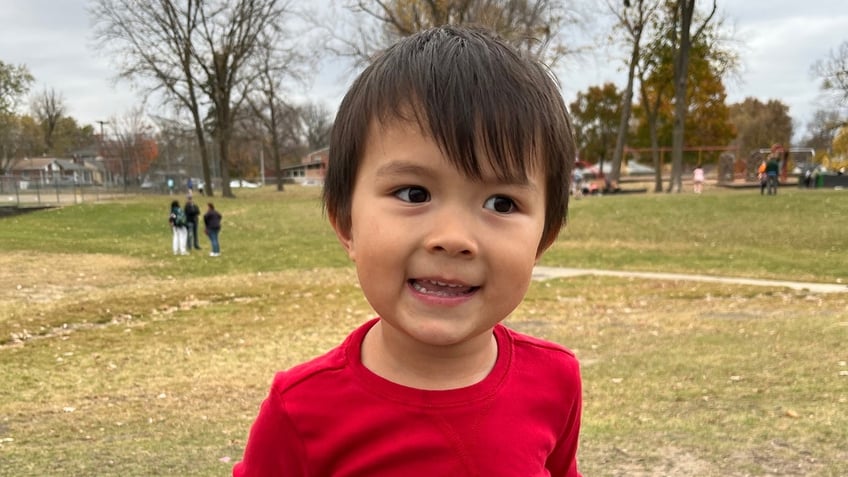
[375,161,434,179]
[376,160,538,189]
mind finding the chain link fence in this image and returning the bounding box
[0,176,152,211]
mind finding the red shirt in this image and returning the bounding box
[234,319,582,476]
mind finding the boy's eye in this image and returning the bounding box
[394,186,430,203]
[483,195,516,213]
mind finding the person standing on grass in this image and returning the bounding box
[234,25,583,477]
[693,164,705,194]
[203,203,222,257]
[758,157,768,195]
[168,200,188,256]
[766,153,780,195]
[184,195,201,251]
[571,167,584,199]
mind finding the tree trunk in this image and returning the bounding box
[639,74,664,192]
[269,104,284,192]
[188,104,212,197]
[668,1,694,193]
[610,0,649,184]
[218,133,234,198]
[611,46,638,184]
[649,114,662,192]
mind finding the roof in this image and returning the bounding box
[9,158,55,171]
[9,157,88,172]
[54,159,88,172]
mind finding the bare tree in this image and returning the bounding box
[194,0,298,197]
[31,88,66,153]
[248,87,302,192]
[802,109,844,153]
[606,0,660,184]
[812,40,848,107]
[153,115,202,188]
[247,29,310,192]
[92,0,214,193]
[335,0,590,67]
[92,0,302,198]
[302,102,333,151]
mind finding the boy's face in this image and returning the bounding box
[331,119,547,351]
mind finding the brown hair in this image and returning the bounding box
[323,25,575,251]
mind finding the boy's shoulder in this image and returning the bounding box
[502,324,575,357]
[268,321,372,396]
[270,342,349,395]
[500,324,580,377]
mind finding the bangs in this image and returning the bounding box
[355,27,555,182]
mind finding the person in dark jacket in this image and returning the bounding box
[203,202,222,257]
[765,154,780,195]
[184,196,201,250]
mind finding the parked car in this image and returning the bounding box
[229,179,260,188]
[586,160,655,176]
[625,160,655,175]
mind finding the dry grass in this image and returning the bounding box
[1,186,847,476]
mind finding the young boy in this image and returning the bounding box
[234,25,582,476]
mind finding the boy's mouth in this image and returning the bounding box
[409,279,478,297]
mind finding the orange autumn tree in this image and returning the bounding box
[104,109,158,187]
[134,137,158,179]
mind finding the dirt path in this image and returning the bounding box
[532,266,848,293]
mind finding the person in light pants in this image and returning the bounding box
[169,200,188,255]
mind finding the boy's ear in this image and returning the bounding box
[535,234,555,262]
[534,244,549,263]
[328,212,356,262]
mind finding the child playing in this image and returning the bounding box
[693,164,705,194]
[234,25,582,476]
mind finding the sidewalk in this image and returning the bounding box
[532,266,848,294]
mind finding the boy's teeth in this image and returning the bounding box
[411,279,473,296]
[429,280,462,288]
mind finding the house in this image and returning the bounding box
[274,147,329,185]
[7,157,95,186]
[69,145,110,185]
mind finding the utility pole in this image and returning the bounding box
[96,120,108,140]
[96,120,110,185]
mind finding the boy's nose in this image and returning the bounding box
[424,211,478,258]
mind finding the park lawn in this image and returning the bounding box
[1,185,846,476]
[546,187,847,283]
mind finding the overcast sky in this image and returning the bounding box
[1,0,846,142]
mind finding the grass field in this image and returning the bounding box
[1,185,846,476]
